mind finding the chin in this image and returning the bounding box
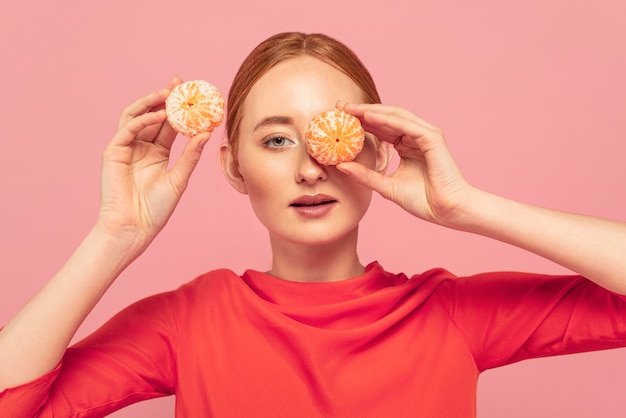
[272,225,360,248]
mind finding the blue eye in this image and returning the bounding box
[263,135,293,148]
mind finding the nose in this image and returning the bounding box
[296,148,328,184]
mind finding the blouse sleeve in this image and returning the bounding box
[442,271,626,372]
[0,288,184,417]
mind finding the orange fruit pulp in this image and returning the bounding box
[305,109,365,165]
[165,80,225,137]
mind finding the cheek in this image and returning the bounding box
[238,154,288,201]
[335,171,373,211]
[354,185,374,208]
[240,167,272,199]
[238,165,279,227]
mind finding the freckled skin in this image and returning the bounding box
[234,56,382,248]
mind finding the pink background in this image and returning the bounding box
[1,0,625,416]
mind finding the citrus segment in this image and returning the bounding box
[165,80,225,137]
[305,109,365,165]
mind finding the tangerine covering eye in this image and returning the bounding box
[304,109,365,165]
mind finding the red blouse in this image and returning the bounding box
[2,262,626,417]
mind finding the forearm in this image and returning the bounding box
[0,225,145,390]
[453,188,626,295]
[340,104,626,292]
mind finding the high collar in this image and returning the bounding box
[241,261,407,307]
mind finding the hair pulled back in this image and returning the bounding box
[226,32,380,155]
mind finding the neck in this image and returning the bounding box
[268,228,364,282]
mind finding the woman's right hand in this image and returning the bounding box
[96,77,212,253]
[0,78,214,392]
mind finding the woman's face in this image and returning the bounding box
[226,55,384,247]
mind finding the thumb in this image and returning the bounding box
[336,161,393,200]
[169,132,212,188]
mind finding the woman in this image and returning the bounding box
[1,32,625,417]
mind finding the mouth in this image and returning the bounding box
[290,194,338,208]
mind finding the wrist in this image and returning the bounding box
[89,221,152,267]
[438,186,497,233]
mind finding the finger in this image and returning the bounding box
[338,103,427,145]
[117,88,170,130]
[151,76,183,148]
[165,75,183,90]
[361,111,444,156]
[336,161,395,201]
[343,102,439,130]
[125,77,184,145]
[167,131,212,190]
[359,111,422,144]
[111,109,167,147]
[116,76,182,130]
[152,119,178,149]
[341,102,441,147]
[149,75,184,114]
[335,102,399,142]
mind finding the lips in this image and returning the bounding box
[289,194,338,218]
[290,194,337,207]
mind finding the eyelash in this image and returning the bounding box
[263,135,294,149]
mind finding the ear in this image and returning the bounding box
[219,141,248,194]
[373,137,394,174]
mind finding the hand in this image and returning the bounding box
[97,77,212,250]
[336,102,473,227]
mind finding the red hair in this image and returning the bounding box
[226,32,380,156]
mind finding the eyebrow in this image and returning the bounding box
[253,116,294,132]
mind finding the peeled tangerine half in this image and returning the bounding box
[165,80,225,137]
[305,109,365,165]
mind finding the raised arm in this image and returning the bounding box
[337,102,626,295]
[0,77,211,390]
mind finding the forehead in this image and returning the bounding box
[241,56,365,130]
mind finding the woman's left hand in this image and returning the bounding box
[337,103,626,295]
[336,102,474,228]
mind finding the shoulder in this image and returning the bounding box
[385,263,591,307]
[120,268,245,316]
